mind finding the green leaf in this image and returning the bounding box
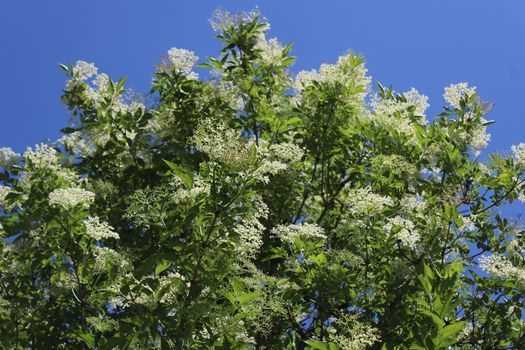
[164,160,194,188]
[155,259,171,275]
[282,56,296,66]
[306,340,329,350]
[441,321,466,338]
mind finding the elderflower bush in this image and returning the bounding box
[2,8,525,350]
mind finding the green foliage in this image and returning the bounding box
[1,8,525,350]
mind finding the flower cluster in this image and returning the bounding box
[443,82,477,109]
[156,47,198,77]
[172,177,210,205]
[209,8,264,32]
[0,185,13,207]
[57,132,93,157]
[84,216,119,240]
[270,142,304,163]
[479,254,525,287]
[272,222,326,243]
[255,36,284,67]
[385,216,420,250]
[192,119,250,166]
[234,196,269,257]
[252,159,287,184]
[345,186,393,216]
[329,314,381,350]
[72,60,97,82]
[93,246,129,272]
[403,88,429,120]
[512,143,525,168]
[48,187,95,209]
[295,52,371,108]
[0,147,20,168]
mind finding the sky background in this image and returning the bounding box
[1,0,524,159]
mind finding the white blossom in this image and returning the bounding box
[234,196,268,257]
[24,143,58,169]
[173,177,210,204]
[156,48,198,76]
[294,52,371,108]
[400,195,426,214]
[345,186,393,216]
[209,8,264,32]
[329,314,381,350]
[270,142,304,163]
[402,88,429,121]
[57,132,93,156]
[255,36,284,66]
[253,160,287,184]
[93,246,128,272]
[0,185,13,207]
[479,254,525,287]
[443,82,476,109]
[273,222,326,243]
[49,187,95,209]
[84,216,119,240]
[385,216,420,249]
[460,215,477,232]
[512,143,525,168]
[0,147,20,168]
[192,119,250,166]
[72,61,98,82]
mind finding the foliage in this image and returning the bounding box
[1,8,525,349]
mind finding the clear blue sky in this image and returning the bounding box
[1,0,524,159]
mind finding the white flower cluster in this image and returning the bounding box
[403,88,429,120]
[65,61,98,92]
[192,119,250,166]
[173,177,210,205]
[255,36,284,66]
[93,246,129,272]
[468,121,491,154]
[400,195,426,214]
[208,80,244,111]
[270,142,304,163]
[369,89,429,140]
[329,314,381,350]
[57,132,93,157]
[209,8,264,32]
[234,196,269,257]
[345,186,393,216]
[86,315,118,333]
[84,216,119,240]
[273,222,326,243]
[156,48,198,77]
[23,143,58,169]
[460,215,477,232]
[296,52,370,89]
[0,147,20,168]
[0,185,13,207]
[295,52,371,107]
[48,187,95,210]
[252,159,287,184]
[512,143,525,168]
[65,62,145,123]
[21,143,77,184]
[367,112,411,147]
[443,82,477,109]
[385,216,420,250]
[479,254,525,287]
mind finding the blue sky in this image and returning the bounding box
[1,0,524,159]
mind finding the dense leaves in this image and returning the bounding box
[1,8,525,349]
